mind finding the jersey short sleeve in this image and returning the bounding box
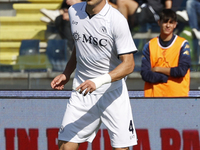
[111,11,138,55]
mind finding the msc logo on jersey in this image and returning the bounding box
[72,32,108,47]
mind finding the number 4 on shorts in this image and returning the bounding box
[129,120,134,134]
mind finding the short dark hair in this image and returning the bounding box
[159,9,177,23]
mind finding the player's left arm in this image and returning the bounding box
[170,41,191,77]
[108,13,136,81]
[76,53,134,95]
[109,53,135,81]
[152,41,191,77]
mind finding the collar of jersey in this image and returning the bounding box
[81,1,110,16]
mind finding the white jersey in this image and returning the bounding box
[69,2,137,94]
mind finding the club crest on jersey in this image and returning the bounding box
[100,26,107,34]
[72,31,108,47]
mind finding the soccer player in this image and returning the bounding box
[50,0,138,149]
[141,9,191,97]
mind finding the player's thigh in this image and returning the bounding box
[100,85,137,147]
[58,140,79,150]
[59,91,102,143]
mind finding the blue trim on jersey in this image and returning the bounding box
[118,50,138,56]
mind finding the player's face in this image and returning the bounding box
[159,19,177,36]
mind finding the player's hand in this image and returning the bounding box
[51,74,69,90]
[151,67,170,76]
[151,67,160,72]
[76,80,96,96]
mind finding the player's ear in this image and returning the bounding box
[174,21,178,28]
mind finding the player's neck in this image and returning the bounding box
[86,0,106,16]
[160,33,173,41]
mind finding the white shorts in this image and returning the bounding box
[58,83,137,148]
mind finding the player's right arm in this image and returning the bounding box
[51,47,77,90]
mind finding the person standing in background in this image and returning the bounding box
[141,9,191,97]
[186,0,200,40]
